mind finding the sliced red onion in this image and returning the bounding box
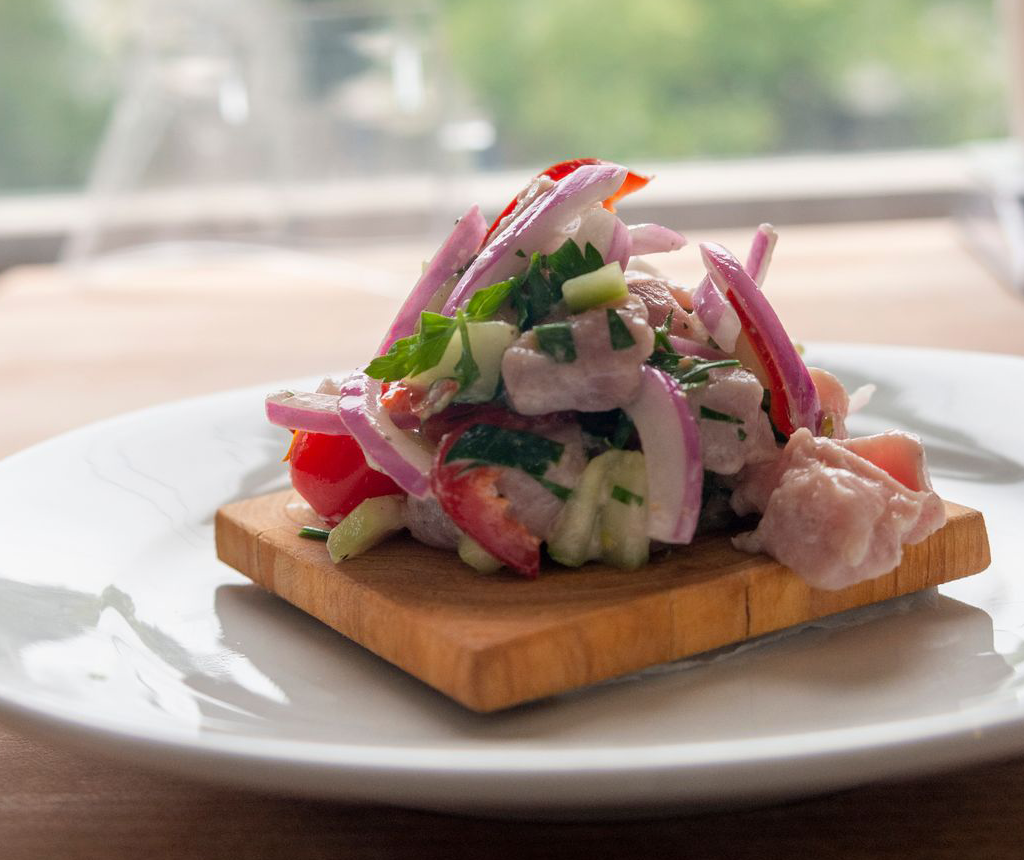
[336,372,434,498]
[266,390,348,435]
[700,242,820,433]
[441,163,627,315]
[570,205,632,270]
[744,223,778,287]
[692,276,742,352]
[605,216,632,271]
[667,335,728,361]
[628,223,687,256]
[623,365,703,544]
[377,205,487,355]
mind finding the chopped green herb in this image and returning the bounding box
[298,526,331,541]
[464,276,516,319]
[611,485,644,506]
[578,409,636,450]
[536,477,573,500]
[699,405,744,424]
[737,428,748,441]
[652,310,674,353]
[514,248,526,258]
[367,277,516,382]
[671,358,741,388]
[365,311,459,381]
[534,322,577,363]
[453,311,480,390]
[445,423,564,477]
[606,309,636,350]
[546,238,604,290]
[707,336,722,351]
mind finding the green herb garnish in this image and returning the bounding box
[453,310,480,390]
[366,278,515,382]
[699,406,744,424]
[536,477,573,501]
[445,423,564,477]
[534,322,577,363]
[606,309,636,350]
[611,485,644,506]
[737,428,748,441]
[298,526,331,541]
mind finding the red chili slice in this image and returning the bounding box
[481,158,651,245]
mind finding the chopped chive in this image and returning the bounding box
[536,476,573,500]
[607,309,636,350]
[737,428,748,441]
[515,248,526,258]
[611,485,644,506]
[699,405,744,424]
[299,526,331,541]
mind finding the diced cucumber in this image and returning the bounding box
[546,451,616,567]
[458,533,503,574]
[562,262,628,313]
[404,320,518,402]
[598,450,649,570]
[327,495,406,563]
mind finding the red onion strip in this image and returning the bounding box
[336,372,434,498]
[700,242,820,433]
[627,223,687,256]
[265,390,348,435]
[442,163,627,315]
[377,205,487,355]
[623,365,703,544]
[744,223,778,287]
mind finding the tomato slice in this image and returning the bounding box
[289,431,402,526]
[431,427,541,578]
[481,158,651,245]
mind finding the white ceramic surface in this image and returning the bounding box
[1,344,1023,817]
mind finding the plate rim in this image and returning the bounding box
[1,342,1022,808]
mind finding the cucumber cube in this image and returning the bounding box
[562,262,628,313]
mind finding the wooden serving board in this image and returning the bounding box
[215,491,990,713]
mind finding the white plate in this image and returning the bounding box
[1,344,1023,817]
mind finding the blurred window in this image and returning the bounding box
[0,0,1008,190]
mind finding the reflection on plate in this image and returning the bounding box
[0,345,1023,817]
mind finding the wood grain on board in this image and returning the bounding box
[216,490,990,713]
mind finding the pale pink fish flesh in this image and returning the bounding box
[730,428,946,590]
[501,295,655,415]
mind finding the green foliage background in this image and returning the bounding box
[440,0,1006,164]
[0,0,1007,190]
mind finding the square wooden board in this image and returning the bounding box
[215,491,990,712]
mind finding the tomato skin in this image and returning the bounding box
[289,431,402,526]
[481,158,651,244]
[432,428,541,578]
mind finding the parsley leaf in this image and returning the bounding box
[606,309,636,350]
[534,322,577,363]
[445,423,564,476]
[453,311,479,390]
[465,277,516,320]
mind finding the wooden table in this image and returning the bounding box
[2,218,1024,858]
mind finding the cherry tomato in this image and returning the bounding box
[481,158,651,244]
[289,431,402,526]
[431,426,541,578]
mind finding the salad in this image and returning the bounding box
[266,158,946,590]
